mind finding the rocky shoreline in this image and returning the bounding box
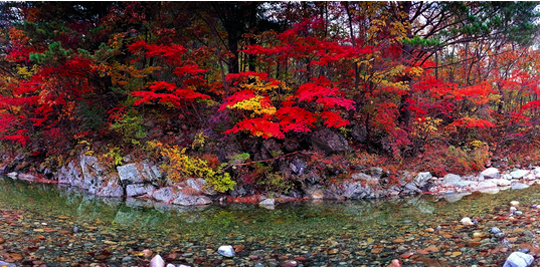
[2,153,539,210]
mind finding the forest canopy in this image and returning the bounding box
[1,1,540,191]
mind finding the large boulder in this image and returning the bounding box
[442,174,462,187]
[117,163,144,184]
[140,161,162,182]
[510,170,530,179]
[310,129,350,155]
[96,178,123,197]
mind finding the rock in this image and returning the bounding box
[143,249,153,258]
[290,158,307,175]
[122,256,132,262]
[150,254,165,267]
[443,192,471,203]
[510,201,520,207]
[478,180,498,189]
[491,227,502,234]
[480,187,500,194]
[510,170,530,179]
[307,188,324,200]
[260,198,275,206]
[515,211,523,216]
[218,245,235,257]
[7,172,17,179]
[153,187,174,202]
[310,129,351,155]
[0,261,15,267]
[18,173,36,181]
[173,192,212,206]
[460,217,474,226]
[140,160,162,182]
[117,163,144,184]
[281,260,298,267]
[503,252,534,267]
[481,167,500,179]
[185,178,206,194]
[512,183,529,190]
[351,124,368,143]
[96,179,123,197]
[126,183,155,197]
[442,174,461,187]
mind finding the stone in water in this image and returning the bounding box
[460,217,474,226]
[503,252,534,267]
[150,255,165,267]
[218,245,235,257]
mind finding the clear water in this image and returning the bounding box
[1,176,539,266]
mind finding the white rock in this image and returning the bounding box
[460,217,474,226]
[494,179,511,187]
[150,255,165,267]
[259,198,275,206]
[477,180,498,189]
[503,252,534,267]
[218,245,235,257]
[480,188,500,194]
[510,201,520,207]
[166,264,175,267]
[442,174,462,187]
[512,183,529,190]
[481,167,500,179]
[510,170,529,179]
[7,172,17,179]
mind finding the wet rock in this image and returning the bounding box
[503,252,534,267]
[512,183,529,190]
[510,201,520,207]
[117,163,144,184]
[153,187,174,202]
[443,192,471,203]
[515,211,523,216]
[491,227,501,234]
[96,179,123,197]
[260,198,275,206]
[173,192,211,206]
[510,170,530,179]
[218,245,235,257]
[305,187,324,200]
[290,158,307,175]
[7,172,17,179]
[122,256,132,262]
[480,187,500,194]
[185,178,208,194]
[481,167,500,179]
[18,173,36,181]
[126,183,155,197]
[150,254,165,267]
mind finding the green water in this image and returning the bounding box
[1,176,540,266]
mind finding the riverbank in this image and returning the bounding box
[1,176,540,267]
[2,152,540,209]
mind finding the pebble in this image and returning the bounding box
[491,227,502,234]
[515,211,523,216]
[73,227,79,233]
[122,257,132,262]
[510,201,520,207]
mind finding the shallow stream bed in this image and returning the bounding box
[2,176,540,267]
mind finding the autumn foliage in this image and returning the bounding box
[1,1,540,189]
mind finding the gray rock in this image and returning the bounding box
[185,178,205,194]
[368,167,384,179]
[510,170,530,179]
[7,172,17,179]
[503,252,534,267]
[126,183,155,197]
[153,187,174,202]
[290,158,307,175]
[218,245,235,257]
[80,155,104,193]
[150,254,165,267]
[491,227,502,234]
[141,160,162,182]
[260,198,275,206]
[351,124,368,143]
[479,187,500,194]
[122,256,132,262]
[0,261,16,267]
[512,183,530,190]
[442,174,461,186]
[18,173,36,181]
[477,180,498,189]
[413,172,432,188]
[443,192,471,203]
[481,167,500,179]
[96,179,123,197]
[173,193,212,206]
[117,163,144,184]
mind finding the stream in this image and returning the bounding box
[1,176,540,267]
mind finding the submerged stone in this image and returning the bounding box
[503,252,534,267]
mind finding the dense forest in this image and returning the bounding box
[1,1,540,193]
